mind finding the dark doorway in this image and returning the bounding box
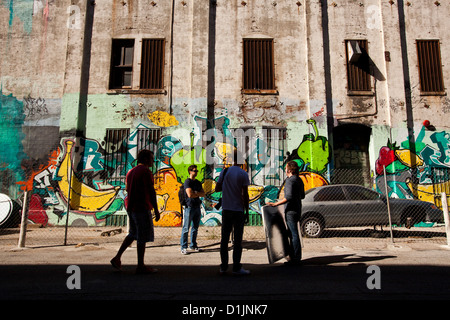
[332,124,372,187]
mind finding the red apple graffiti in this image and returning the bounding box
[375,140,398,175]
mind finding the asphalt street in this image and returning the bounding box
[1,237,450,307]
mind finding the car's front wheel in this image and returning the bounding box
[301,216,324,238]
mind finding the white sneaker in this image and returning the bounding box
[232,267,250,275]
[181,248,188,255]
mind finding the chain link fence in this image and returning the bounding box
[1,168,449,248]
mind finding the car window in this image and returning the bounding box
[344,186,380,201]
[314,187,346,201]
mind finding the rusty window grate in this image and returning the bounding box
[135,127,161,154]
[109,39,135,89]
[345,40,372,93]
[231,127,286,187]
[103,128,161,185]
[140,39,165,90]
[417,40,445,94]
[103,128,130,185]
[243,39,275,92]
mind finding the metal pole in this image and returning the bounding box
[383,165,394,243]
[18,191,29,248]
[64,163,73,246]
[441,193,450,247]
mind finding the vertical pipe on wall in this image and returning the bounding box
[207,0,216,129]
[206,0,217,181]
[320,0,335,175]
[168,0,175,114]
[397,0,416,158]
[76,0,95,138]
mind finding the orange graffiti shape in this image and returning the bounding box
[153,168,183,226]
[19,149,60,192]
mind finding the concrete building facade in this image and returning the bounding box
[0,0,449,228]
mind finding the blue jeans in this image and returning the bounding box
[180,206,201,249]
[285,211,302,261]
[220,210,245,272]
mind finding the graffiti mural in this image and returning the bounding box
[375,125,450,209]
[0,90,27,196]
[21,115,450,228]
[16,114,334,228]
[291,119,330,174]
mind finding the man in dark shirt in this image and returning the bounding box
[267,161,305,264]
[180,164,205,254]
[111,149,160,274]
[215,150,250,275]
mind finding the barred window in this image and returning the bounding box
[345,40,372,93]
[109,39,134,89]
[243,39,276,93]
[417,40,445,94]
[135,127,161,153]
[140,39,165,90]
[103,128,161,185]
[232,127,286,187]
[103,128,130,185]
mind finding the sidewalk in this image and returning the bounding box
[1,231,450,301]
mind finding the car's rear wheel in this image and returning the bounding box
[301,216,324,238]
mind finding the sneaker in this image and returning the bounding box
[190,247,202,252]
[232,268,250,276]
[181,248,188,255]
[219,267,227,275]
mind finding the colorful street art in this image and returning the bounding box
[0,89,27,190]
[375,125,450,209]
[6,101,449,229]
[292,119,330,174]
[14,114,333,228]
[148,110,179,127]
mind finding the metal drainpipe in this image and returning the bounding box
[168,0,175,115]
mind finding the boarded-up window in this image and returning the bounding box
[243,39,275,92]
[109,39,134,89]
[345,40,372,93]
[417,40,445,94]
[140,39,165,90]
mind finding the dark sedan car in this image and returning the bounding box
[300,184,444,238]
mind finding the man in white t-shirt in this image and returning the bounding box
[215,151,250,275]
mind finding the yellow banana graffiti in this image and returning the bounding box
[395,149,424,168]
[57,140,120,212]
[248,185,264,202]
